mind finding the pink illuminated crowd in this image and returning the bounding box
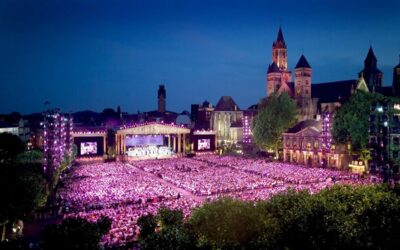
[59,156,379,247]
[134,158,281,195]
[59,163,179,211]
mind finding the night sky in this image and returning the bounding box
[1,0,399,114]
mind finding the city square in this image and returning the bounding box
[60,157,373,247]
[1,0,400,249]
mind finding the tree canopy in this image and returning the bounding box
[332,91,377,151]
[0,133,25,164]
[138,208,196,250]
[42,217,111,250]
[252,93,297,154]
[138,185,400,250]
[0,165,49,224]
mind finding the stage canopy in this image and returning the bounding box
[116,122,190,156]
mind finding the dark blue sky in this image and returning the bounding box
[0,0,399,114]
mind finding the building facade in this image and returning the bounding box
[210,96,243,146]
[282,113,348,168]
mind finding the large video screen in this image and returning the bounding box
[198,139,211,150]
[125,135,163,146]
[80,142,98,155]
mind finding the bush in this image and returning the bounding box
[138,185,400,250]
[42,217,111,250]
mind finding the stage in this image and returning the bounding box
[116,122,191,159]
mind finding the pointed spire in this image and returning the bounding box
[273,27,286,48]
[295,54,311,69]
[277,26,285,43]
[365,46,377,62]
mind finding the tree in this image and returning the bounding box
[138,208,197,250]
[0,165,49,241]
[15,150,43,164]
[0,133,25,164]
[190,198,264,249]
[137,214,157,239]
[136,185,400,250]
[252,93,297,157]
[42,217,111,250]
[332,91,381,151]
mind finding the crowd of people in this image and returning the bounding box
[134,158,280,195]
[58,163,180,211]
[196,155,363,184]
[59,155,378,247]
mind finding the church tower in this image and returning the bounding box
[294,54,314,120]
[294,54,312,99]
[272,27,292,83]
[393,56,400,96]
[267,62,282,96]
[359,46,383,90]
[158,85,166,113]
[267,27,292,96]
[272,27,287,70]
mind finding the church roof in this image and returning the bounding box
[273,27,286,48]
[356,74,369,92]
[277,27,285,43]
[312,80,357,103]
[267,62,281,73]
[214,96,240,111]
[365,46,377,63]
[247,104,258,110]
[295,54,311,69]
[286,119,321,133]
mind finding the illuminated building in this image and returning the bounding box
[266,28,316,121]
[210,96,243,146]
[265,29,398,121]
[242,106,258,144]
[369,99,400,174]
[0,119,30,142]
[282,113,346,168]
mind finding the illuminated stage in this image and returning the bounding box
[116,122,190,159]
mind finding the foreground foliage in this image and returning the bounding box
[42,217,111,250]
[138,208,197,250]
[139,185,400,250]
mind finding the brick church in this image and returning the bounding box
[265,28,396,121]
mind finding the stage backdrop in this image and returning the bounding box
[125,135,163,147]
[193,134,216,152]
[74,136,104,156]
